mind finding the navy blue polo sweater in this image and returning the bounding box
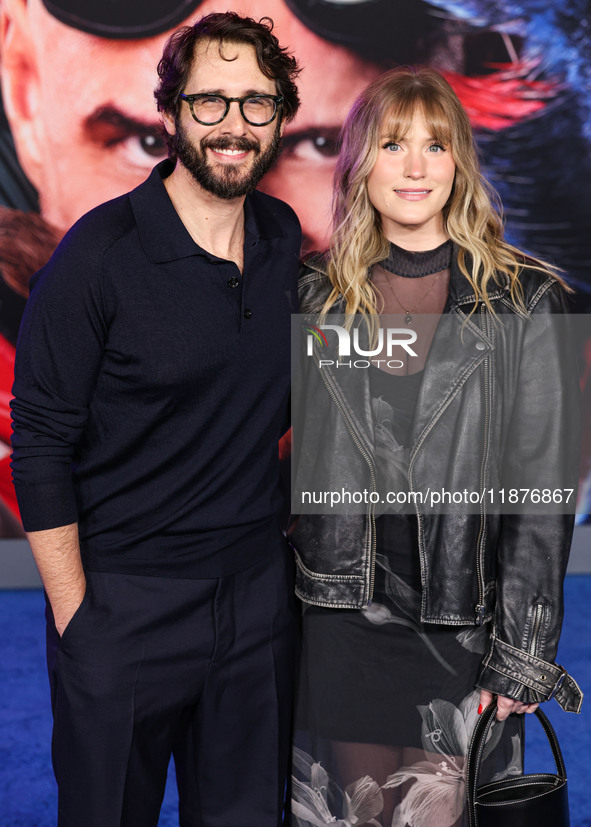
[10,160,301,577]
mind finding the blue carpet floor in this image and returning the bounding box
[1,577,590,826]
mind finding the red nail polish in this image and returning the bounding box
[478,704,483,715]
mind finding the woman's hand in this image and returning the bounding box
[479,689,539,721]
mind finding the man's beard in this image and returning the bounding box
[171,119,282,199]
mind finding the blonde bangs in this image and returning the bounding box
[379,89,454,149]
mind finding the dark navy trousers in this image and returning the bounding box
[46,542,299,827]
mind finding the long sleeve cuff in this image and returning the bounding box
[14,478,79,532]
[477,635,583,713]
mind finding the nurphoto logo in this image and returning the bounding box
[303,323,418,369]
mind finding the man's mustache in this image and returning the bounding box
[202,136,260,154]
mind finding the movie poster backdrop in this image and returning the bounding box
[0,0,589,536]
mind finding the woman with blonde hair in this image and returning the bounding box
[290,67,582,827]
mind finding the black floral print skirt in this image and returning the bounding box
[292,555,523,827]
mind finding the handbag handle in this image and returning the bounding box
[466,700,567,827]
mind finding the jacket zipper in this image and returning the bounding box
[318,367,377,605]
[511,602,545,701]
[474,306,491,624]
[407,309,490,623]
[529,604,544,656]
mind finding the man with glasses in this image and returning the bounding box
[0,0,385,536]
[10,12,301,826]
[0,0,390,251]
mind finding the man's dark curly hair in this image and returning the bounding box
[155,12,301,124]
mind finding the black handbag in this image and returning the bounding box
[466,701,570,827]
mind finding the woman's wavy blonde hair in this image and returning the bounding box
[323,66,565,317]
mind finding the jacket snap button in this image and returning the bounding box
[244,308,252,319]
[475,342,486,350]
[228,277,240,288]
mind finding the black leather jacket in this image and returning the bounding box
[290,252,582,713]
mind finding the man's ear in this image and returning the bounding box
[161,109,177,138]
[1,0,45,189]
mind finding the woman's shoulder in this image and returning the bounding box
[456,244,570,315]
[299,251,328,281]
[298,252,334,313]
[510,257,571,315]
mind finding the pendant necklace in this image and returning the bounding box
[381,268,445,325]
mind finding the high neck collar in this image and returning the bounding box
[380,239,453,278]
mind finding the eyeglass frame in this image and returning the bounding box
[179,93,284,126]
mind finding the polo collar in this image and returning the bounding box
[129,159,285,264]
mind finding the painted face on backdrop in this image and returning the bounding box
[367,111,456,249]
[162,39,283,200]
[0,0,382,249]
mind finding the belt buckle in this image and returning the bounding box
[547,666,567,701]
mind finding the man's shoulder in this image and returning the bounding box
[248,189,301,236]
[63,191,137,254]
[29,192,137,296]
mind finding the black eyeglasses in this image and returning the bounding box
[180,94,284,127]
